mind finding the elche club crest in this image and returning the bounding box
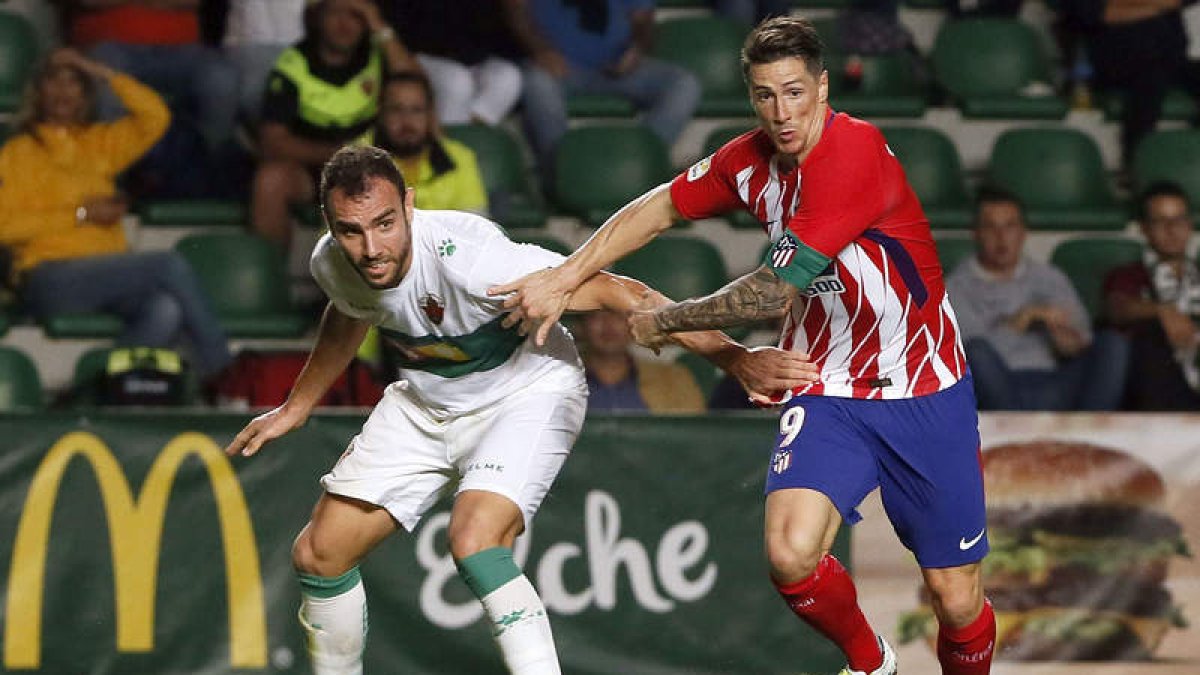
[421,294,445,324]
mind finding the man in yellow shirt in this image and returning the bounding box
[359,71,488,214]
[0,48,232,384]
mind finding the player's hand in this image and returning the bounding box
[607,45,642,76]
[78,195,127,225]
[1159,305,1198,350]
[533,48,569,78]
[489,267,576,346]
[348,0,387,32]
[728,346,819,405]
[628,309,671,353]
[224,405,307,458]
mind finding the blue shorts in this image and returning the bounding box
[764,374,988,568]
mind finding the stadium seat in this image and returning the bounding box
[42,313,123,339]
[987,128,1126,230]
[935,236,975,275]
[827,52,928,118]
[444,124,548,230]
[611,235,728,302]
[0,12,38,114]
[703,124,762,230]
[174,232,310,338]
[931,18,1067,119]
[809,17,841,54]
[553,125,673,227]
[0,119,10,144]
[566,93,635,118]
[1133,130,1200,210]
[509,232,572,256]
[1050,237,1144,319]
[879,126,973,229]
[0,346,43,410]
[1103,89,1197,123]
[655,16,752,117]
[138,199,248,227]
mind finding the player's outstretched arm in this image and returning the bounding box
[225,303,371,457]
[567,271,818,401]
[487,183,680,345]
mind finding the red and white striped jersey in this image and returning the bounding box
[670,112,967,400]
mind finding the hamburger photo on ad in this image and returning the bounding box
[900,440,1191,660]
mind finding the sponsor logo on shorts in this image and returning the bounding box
[772,450,792,474]
[464,461,505,475]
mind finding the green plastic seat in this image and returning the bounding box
[827,52,928,118]
[138,199,248,227]
[879,126,973,229]
[0,346,43,410]
[934,237,975,275]
[988,128,1126,231]
[1103,89,1197,123]
[0,119,10,144]
[553,125,672,227]
[809,18,841,55]
[655,16,752,117]
[1050,237,1144,319]
[0,12,38,113]
[611,235,728,302]
[42,313,124,339]
[566,93,635,118]
[1133,130,1200,210]
[443,125,548,230]
[175,232,310,338]
[931,18,1067,119]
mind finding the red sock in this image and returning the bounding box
[774,554,881,672]
[937,598,995,675]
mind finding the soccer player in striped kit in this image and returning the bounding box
[491,16,995,675]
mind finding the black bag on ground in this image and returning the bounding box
[100,347,188,406]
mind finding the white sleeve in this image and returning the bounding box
[465,235,567,299]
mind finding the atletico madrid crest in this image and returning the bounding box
[421,294,445,325]
[770,235,798,269]
[772,449,792,474]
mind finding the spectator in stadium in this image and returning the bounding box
[1103,181,1200,410]
[222,0,306,126]
[946,187,1128,410]
[382,0,524,127]
[710,0,793,24]
[250,0,418,250]
[0,48,232,384]
[577,308,706,412]
[1059,0,1200,171]
[505,0,701,175]
[67,0,240,196]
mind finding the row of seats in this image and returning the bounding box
[130,123,1200,235]
[0,232,311,341]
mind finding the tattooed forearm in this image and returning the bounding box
[653,266,795,333]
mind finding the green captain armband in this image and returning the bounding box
[761,231,832,290]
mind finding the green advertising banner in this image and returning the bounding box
[0,412,846,675]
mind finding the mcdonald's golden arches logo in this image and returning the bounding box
[4,431,267,669]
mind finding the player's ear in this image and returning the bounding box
[404,186,415,221]
[818,69,829,105]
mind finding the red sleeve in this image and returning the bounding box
[786,123,887,258]
[669,137,746,220]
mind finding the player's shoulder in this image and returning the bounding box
[827,112,888,150]
[414,208,504,244]
[685,127,770,183]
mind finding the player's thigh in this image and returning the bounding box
[875,376,987,568]
[452,386,587,531]
[321,384,455,532]
[764,396,879,526]
[294,492,399,575]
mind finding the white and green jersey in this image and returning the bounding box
[311,209,586,415]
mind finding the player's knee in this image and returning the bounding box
[765,531,824,581]
[292,529,355,578]
[926,574,984,627]
[446,525,505,562]
[253,161,300,197]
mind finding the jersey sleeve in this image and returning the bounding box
[466,234,567,300]
[785,128,887,260]
[669,145,744,220]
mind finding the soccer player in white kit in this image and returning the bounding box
[225,145,817,675]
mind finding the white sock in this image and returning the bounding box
[298,572,367,675]
[481,575,561,675]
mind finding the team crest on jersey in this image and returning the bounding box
[421,294,445,324]
[769,234,799,268]
[687,155,713,182]
[772,449,792,474]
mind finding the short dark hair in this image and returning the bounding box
[382,71,435,105]
[973,185,1026,224]
[1136,180,1191,221]
[319,145,407,219]
[741,16,824,80]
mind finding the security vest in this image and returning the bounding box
[273,46,382,133]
